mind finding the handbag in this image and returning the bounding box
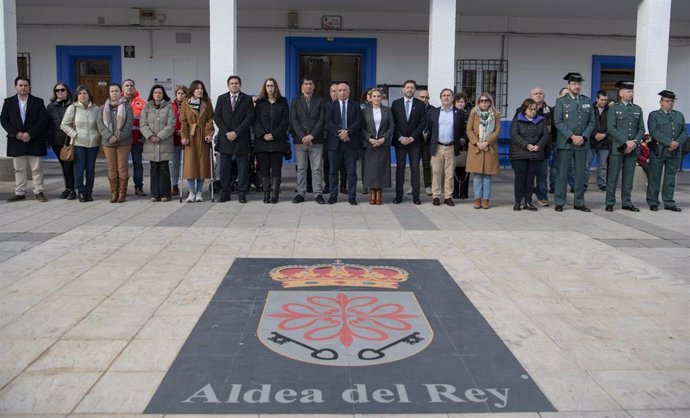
[455,150,467,168]
[60,137,75,162]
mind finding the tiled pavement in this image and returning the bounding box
[0,161,689,417]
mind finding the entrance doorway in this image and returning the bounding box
[76,60,111,105]
[591,55,635,100]
[299,54,362,101]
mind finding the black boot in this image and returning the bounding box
[270,177,281,204]
[262,176,271,204]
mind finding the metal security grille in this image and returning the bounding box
[17,53,30,79]
[455,59,508,115]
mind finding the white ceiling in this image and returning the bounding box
[16,0,690,21]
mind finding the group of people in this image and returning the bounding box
[1,72,686,212]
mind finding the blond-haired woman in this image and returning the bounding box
[466,92,501,209]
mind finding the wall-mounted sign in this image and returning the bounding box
[124,45,135,58]
[321,15,342,30]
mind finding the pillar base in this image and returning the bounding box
[0,157,14,181]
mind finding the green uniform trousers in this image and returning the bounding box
[646,154,681,208]
[554,148,587,207]
[605,153,637,207]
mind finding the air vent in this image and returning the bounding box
[97,16,105,25]
[176,32,192,44]
[140,9,156,20]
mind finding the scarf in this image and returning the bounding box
[477,109,495,143]
[103,98,127,134]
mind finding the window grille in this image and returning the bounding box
[17,53,30,79]
[455,59,508,115]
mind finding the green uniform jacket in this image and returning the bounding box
[607,102,645,156]
[648,109,687,159]
[553,94,595,150]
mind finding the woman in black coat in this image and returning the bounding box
[47,82,75,199]
[253,78,290,203]
[510,98,550,211]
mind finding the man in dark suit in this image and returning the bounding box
[1,76,50,202]
[391,80,426,204]
[214,75,255,203]
[290,76,326,204]
[417,89,433,196]
[324,82,362,205]
[427,88,465,206]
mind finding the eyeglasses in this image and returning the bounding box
[54,88,66,93]
[479,99,490,103]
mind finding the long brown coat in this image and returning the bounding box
[180,99,214,179]
[466,109,501,175]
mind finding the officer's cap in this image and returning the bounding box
[615,81,634,90]
[658,90,676,100]
[563,72,584,82]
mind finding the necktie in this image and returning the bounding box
[405,100,411,121]
[231,95,237,111]
[306,97,311,112]
[341,101,347,130]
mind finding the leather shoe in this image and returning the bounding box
[393,196,403,204]
[348,198,357,205]
[513,203,522,211]
[432,198,441,206]
[327,196,337,204]
[218,194,231,202]
[60,190,70,199]
[555,205,563,212]
[649,206,658,211]
[665,206,682,212]
[413,197,421,205]
[444,198,454,206]
[605,205,613,212]
[523,202,538,211]
[622,205,640,212]
[574,205,591,212]
[315,195,325,205]
[239,193,247,204]
[7,194,26,202]
[292,194,305,203]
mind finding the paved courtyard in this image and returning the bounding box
[0,161,689,417]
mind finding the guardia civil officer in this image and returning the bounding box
[646,90,687,212]
[553,72,595,212]
[605,81,645,212]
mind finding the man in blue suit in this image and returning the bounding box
[325,83,362,205]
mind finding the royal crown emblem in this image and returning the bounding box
[269,260,409,289]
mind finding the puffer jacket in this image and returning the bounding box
[509,113,550,161]
[47,100,70,146]
[97,99,134,148]
[140,100,176,162]
[252,96,290,154]
[60,101,101,148]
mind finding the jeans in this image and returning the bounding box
[585,148,609,188]
[51,144,75,191]
[73,146,99,195]
[187,179,204,194]
[131,142,144,188]
[472,174,492,199]
[534,158,548,200]
[170,145,182,186]
[295,143,324,196]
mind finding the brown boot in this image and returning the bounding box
[369,189,376,205]
[473,198,482,209]
[481,199,490,209]
[376,189,383,205]
[108,178,119,203]
[118,177,129,203]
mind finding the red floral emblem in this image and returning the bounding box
[269,293,418,347]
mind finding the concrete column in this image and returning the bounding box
[427,0,456,107]
[0,0,18,161]
[634,0,672,119]
[209,0,236,102]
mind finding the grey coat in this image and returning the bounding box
[361,105,394,188]
[97,100,134,148]
[289,95,325,144]
[140,100,176,162]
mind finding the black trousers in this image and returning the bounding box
[150,161,171,199]
[220,153,250,195]
[512,159,541,204]
[453,167,469,198]
[51,144,75,191]
[329,146,357,199]
[257,152,283,181]
[395,146,421,198]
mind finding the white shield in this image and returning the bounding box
[258,290,433,366]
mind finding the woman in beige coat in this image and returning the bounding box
[179,80,214,202]
[466,92,501,209]
[140,84,176,202]
[60,85,101,202]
